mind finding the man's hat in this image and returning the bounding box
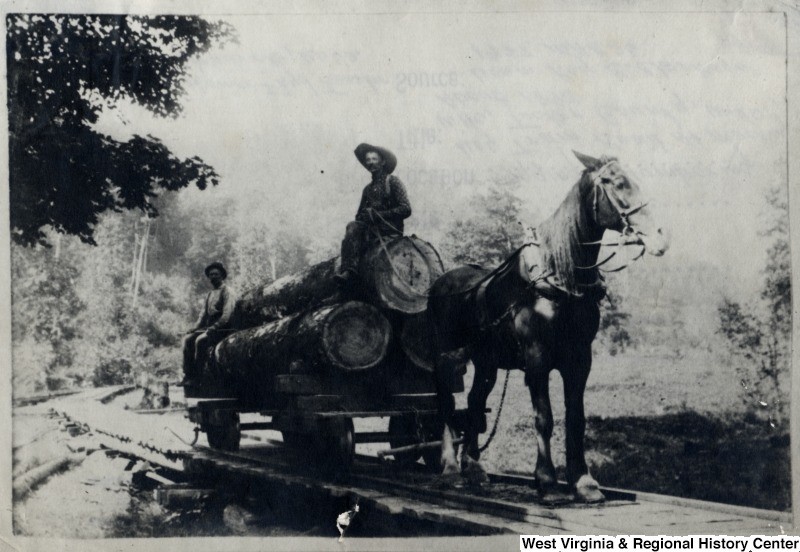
[204,262,227,279]
[354,143,397,174]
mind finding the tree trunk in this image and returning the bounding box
[215,301,392,399]
[234,236,444,329]
[131,218,149,309]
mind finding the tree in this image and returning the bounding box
[442,186,528,267]
[761,187,791,345]
[67,209,196,386]
[597,288,633,356]
[7,14,234,246]
[229,217,311,292]
[718,186,791,426]
[11,240,84,392]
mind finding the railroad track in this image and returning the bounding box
[185,443,791,535]
[43,386,792,536]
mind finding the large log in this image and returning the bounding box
[13,454,84,500]
[215,301,392,399]
[233,236,445,328]
[234,257,340,329]
[359,236,444,314]
[399,312,435,372]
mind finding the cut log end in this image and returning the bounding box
[323,302,392,372]
[364,237,445,314]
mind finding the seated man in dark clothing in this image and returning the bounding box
[336,143,412,282]
[181,262,237,385]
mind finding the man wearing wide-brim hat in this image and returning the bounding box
[336,143,412,282]
[181,262,238,386]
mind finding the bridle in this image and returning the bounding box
[591,160,649,234]
[578,159,650,272]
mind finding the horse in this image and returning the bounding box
[427,151,669,502]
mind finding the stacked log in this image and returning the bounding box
[215,301,392,394]
[358,236,444,314]
[234,257,340,328]
[233,236,444,329]
[210,235,445,403]
[399,312,435,372]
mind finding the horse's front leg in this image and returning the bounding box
[526,363,557,495]
[562,346,604,503]
[518,305,559,499]
[460,353,497,485]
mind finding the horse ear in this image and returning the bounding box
[572,150,602,170]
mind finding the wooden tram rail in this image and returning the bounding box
[184,442,790,535]
[41,386,792,536]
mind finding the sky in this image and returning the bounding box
[95,9,788,296]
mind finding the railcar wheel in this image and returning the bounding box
[314,417,355,471]
[206,410,241,451]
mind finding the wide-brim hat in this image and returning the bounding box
[204,261,227,279]
[354,143,397,174]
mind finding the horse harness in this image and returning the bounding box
[367,159,643,337]
[473,158,651,333]
[474,242,603,334]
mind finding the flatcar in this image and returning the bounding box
[185,235,463,470]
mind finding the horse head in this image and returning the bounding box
[574,151,669,256]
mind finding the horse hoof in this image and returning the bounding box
[442,460,459,476]
[461,458,489,486]
[574,475,605,504]
[462,467,489,487]
[434,472,463,489]
[540,488,573,506]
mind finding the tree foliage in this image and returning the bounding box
[229,219,311,292]
[10,197,317,391]
[11,240,83,391]
[442,186,527,267]
[718,187,791,425]
[597,288,632,356]
[7,14,234,246]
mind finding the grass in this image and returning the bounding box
[466,349,790,511]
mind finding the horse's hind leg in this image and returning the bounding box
[433,351,460,478]
[460,353,497,485]
[561,346,604,503]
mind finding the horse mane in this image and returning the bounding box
[535,171,595,293]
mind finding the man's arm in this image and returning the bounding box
[379,175,412,219]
